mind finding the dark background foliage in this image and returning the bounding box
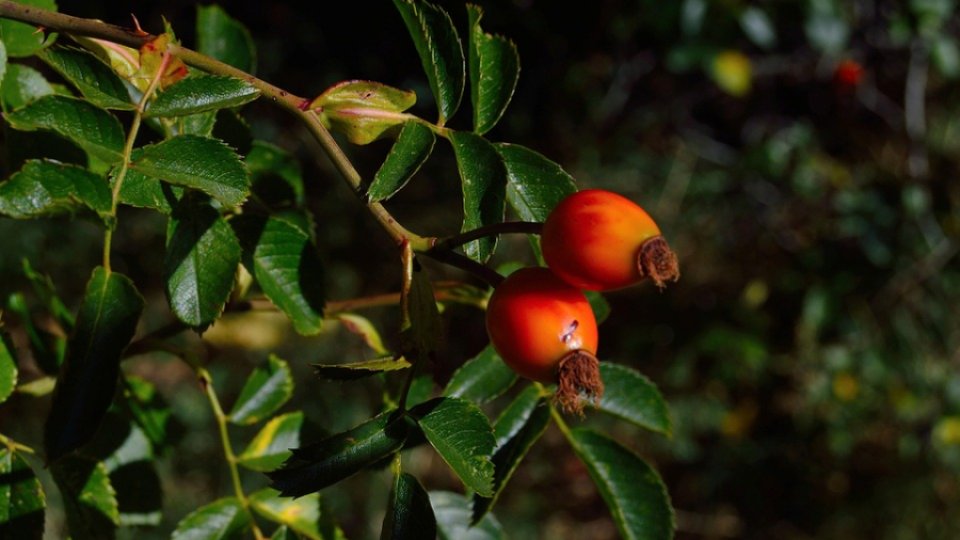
[2,0,959,538]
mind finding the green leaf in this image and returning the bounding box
[238,411,303,472]
[336,313,388,355]
[4,95,124,164]
[495,143,577,222]
[228,354,293,425]
[38,47,134,110]
[466,5,519,135]
[0,332,16,405]
[88,415,162,527]
[164,196,242,328]
[146,76,259,118]
[232,215,326,335]
[0,448,45,540]
[116,170,181,214]
[50,455,119,540]
[197,5,257,73]
[250,489,336,540]
[44,267,144,461]
[0,0,57,58]
[410,397,495,497]
[121,376,173,450]
[472,386,549,522]
[449,131,507,262]
[368,121,435,202]
[443,345,516,404]
[568,429,674,540]
[21,259,75,331]
[313,357,412,381]
[312,80,417,145]
[0,40,7,89]
[430,491,503,540]
[597,363,672,436]
[933,35,960,79]
[4,292,64,374]
[0,160,110,219]
[399,260,441,363]
[247,141,304,207]
[393,0,465,124]
[268,410,412,497]
[1,64,55,110]
[171,497,250,540]
[381,472,436,540]
[586,290,610,325]
[129,135,249,207]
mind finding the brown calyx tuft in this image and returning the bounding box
[637,236,680,289]
[555,350,604,416]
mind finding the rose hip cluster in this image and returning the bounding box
[485,190,680,414]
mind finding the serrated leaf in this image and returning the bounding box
[164,196,241,328]
[238,411,303,472]
[0,332,16,405]
[568,429,674,540]
[495,143,577,222]
[1,64,55,110]
[247,141,304,207]
[443,345,516,404]
[146,76,259,118]
[228,354,293,425]
[232,215,325,335]
[449,131,507,262]
[268,410,412,497]
[171,497,249,540]
[467,5,519,135]
[0,0,57,58]
[116,170,182,214]
[312,80,417,145]
[197,5,257,73]
[597,363,671,436]
[313,357,412,381]
[410,397,495,497]
[368,121,435,202]
[0,160,110,219]
[472,386,549,522]
[44,267,144,462]
[51,455,119,540]
[250,489,332,540]
[381,472,436,540]
[430,491,503,540]
[393,0,464,124]
[4,95,124,164]
[0,448,45,540]
[129,135,249,207]
[39,47,134,110]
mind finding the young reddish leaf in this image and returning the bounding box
[228,355,293,426]
[197,5,257,73]
[368,121,436,202]
[381,472,436,540]
[39,47,135,110]
[164,195,242,328]
[448,131,507,262]
[137,33,189,90]
[44,267,144,462]
[393,0,465,124]
[0,448,46,539]
[4,95,125,164]
[466,5,519,135]
[171,497,249,540]
[311,80,417,145]
[568,429,674,540]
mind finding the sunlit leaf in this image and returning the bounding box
[411,397,495,497]
[228,355,293,426]
[443,345,516,405]
[146,76,259,117]
[449,131,507,262]
[171,497,249,540]
[466,5,519,135]
[495,143,576,222]
[250,489,337,540]
[313,357,412,381]
[238,412,303,472]
[312,80,417,145]
[39,47,134,110]
[0,64,55,110]
[368,121,435,202]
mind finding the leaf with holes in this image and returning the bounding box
[232,215,325,335]
[449,131,507,262]
[146,76,259,117]
[129,135,249,207]
[39,47,134,110]
[44,267,144,462]
[467,5,519,135]
[368,121,435,202]
[411,397,495,497]
[4,95,124,164]
[228,355,293,426]
[568,429,674,540]
[393,0,464,124]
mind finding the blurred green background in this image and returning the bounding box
[2,0,960,538]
